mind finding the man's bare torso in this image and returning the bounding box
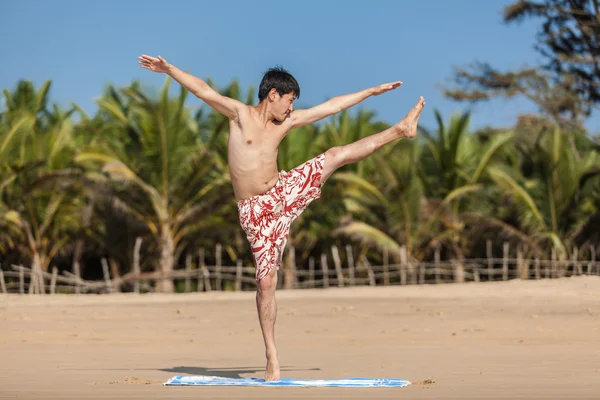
[228,106,290,201]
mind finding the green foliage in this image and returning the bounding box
[1,78,599,290]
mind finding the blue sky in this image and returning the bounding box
[3,0,592,132]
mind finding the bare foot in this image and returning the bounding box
[395,96,425,139]
[264,356,280,381]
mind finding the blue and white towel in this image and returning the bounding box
[164,375,411,387]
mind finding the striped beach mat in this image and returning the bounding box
[163,375,411,387]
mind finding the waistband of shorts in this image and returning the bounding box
[236,180,281,208]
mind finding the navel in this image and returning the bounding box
[247,140,252,144]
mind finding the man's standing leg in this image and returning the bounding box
[256,268,280,381]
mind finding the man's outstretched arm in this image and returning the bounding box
[289,81,402,129]
[138,55,245,121]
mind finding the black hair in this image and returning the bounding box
[258,66,300,102]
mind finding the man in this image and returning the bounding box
[139,54,425,381]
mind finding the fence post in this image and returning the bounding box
[73,261,81,294]
[361,255,376,286]
[284,245,296,289]
[383,247,390,286]
[502,242,509,281]
[473,264,480,282]
[0,265,6,294]
[321,254,329,288]
[345,245,356,286]
[235,260,243,291]
[50,267,58,294]
[332,246,344,287]
[551,247,557,278]
[133,237,142,294]
[201,248,211,292]
[517,246,527,280]
[535,258,540,280]
[418,260,425,284]
[434,247,441,283]
[215,243,222,291]
[573,247,582,275]
[399,247,407,285]
[486,240,493,282]
[308,257,315,288]
[19,266,24,294]
[290,246,298,289]
[101,258,113,293]
[185,254,192,292]
[589,245,596,275]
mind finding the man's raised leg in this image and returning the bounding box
[321,97,425,182]
[256,268,280,381]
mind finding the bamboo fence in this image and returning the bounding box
[0,239,598,295]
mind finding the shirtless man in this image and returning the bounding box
[138,54,425,381]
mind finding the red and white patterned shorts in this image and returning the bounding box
[237,154,325,282]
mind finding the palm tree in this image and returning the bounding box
[335,110,514,282]
[76,78,230,292]
[0,80,83,276]
[487,126,600,258]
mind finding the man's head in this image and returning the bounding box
[258,67,300,121]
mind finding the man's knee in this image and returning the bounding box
[257,268,277,293]
[325,146,345,167]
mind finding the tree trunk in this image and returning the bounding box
[109,258,122,292]
[72,198,95,277]
[156,223,175,293]
[454,246,466,283]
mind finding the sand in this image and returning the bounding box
[1,276,599,399]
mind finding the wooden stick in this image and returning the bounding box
[434,247,441,283]
[133,237,142,294]
[486,240,493,281]
[589,245,596,275]
[28,263,37,295]
[50,267,58,294]
[345,245,356,286]
[235,259,243,291]
[408,248,418,285]
[361,256,376,286]
[331,245,344,287]
[197,248,204,292]
[551,247,556,278]
[200,248,211,292]
[19,266,24,294]
[573,247,582,275]
[284,245,296,289]
[517,246,525,279]
[185,254,192,293]
[321,253,329,288]
[215,243,222,291]
[109,259,121,292]
[290,246,298,289]
[101,258,113,293]
[399,247,407,285]
[502,242,509,281]
[308,257,315,288]
[0,265,6,294]
[72,261,81,294]
[383,247,390,285]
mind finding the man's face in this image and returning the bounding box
[272,91,296,121]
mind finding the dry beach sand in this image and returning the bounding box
[1,276,599,399]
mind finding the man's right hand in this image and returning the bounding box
[138,55,171,73]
